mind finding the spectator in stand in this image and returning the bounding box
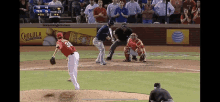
[151,0,162,6]
[141,0,152,9]
[80,8,87,23]
[182,0,196,23]
[72,0,83,23]
[192,0,200,24]
[141,0,152,14]
[48,0,62,23]
[79,0,88,10]
[104,4,108,9]
[117,0,120,4]
[125,0,141,23]
[43,0,52,5]
[154,0,175,24]
[20,0,29,23]
[29,0,43,22]
[84,0,99,23]
[142,0,154,24]
[107,0,119,22]
[183,0,196,11]
[114,0,128,23]
[180,8,191,24]
[136,3,143,23]
[117,0,126,5]
[151,0,162,22]
[93,0,107,23]
[169,0,182,24]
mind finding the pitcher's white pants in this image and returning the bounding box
[93,37,106,64]
[68,52,80,90]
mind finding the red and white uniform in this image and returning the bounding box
[56,39,77,57]
[56,39,80,90]
[126,38,145,55]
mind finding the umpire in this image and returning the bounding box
[149,83,174,102]
[106,23,137,61]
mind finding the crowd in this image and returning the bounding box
[19,0,200,24]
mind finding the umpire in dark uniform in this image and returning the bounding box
[106,23,137,61]
[149,83,174,102]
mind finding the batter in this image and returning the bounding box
[93,19,115,65]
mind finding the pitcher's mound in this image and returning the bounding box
[20,89,149,102]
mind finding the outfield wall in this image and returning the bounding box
[20,23,200,46]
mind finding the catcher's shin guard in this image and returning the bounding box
[136,48,146,62]
[136,48,144,56]
[124,47,131,61]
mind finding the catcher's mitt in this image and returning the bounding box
[50,57,56,65]
[139,54,146,62]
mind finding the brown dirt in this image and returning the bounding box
[20,46,200,102]
[20,59,200,72]
[20,89,149,102]
[20,46,200,52]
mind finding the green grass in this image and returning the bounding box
[20,71,200,102]
[20,50,200,62]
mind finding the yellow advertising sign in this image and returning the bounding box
[20,28,97,46]
[166,29,189,44]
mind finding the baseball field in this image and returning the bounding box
[20,46,200,102]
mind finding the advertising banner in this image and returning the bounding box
[166,29,189,44]
[20,28,97,46]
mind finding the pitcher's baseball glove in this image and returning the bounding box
[50,57,56,65]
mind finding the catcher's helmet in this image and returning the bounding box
[130,33,138,39]
[108,19,114,26]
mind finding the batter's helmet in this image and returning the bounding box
[108,19,114,26]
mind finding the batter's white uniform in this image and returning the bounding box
[93,37,105,64]
[92,25,112,65]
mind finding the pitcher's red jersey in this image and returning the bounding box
[56,39,77,57]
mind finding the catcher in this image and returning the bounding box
[123,33,147,62]
[106,23,137,61]
[50,32,80,90]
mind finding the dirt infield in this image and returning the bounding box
[20,46,200,72]
[20,89,149,102]
[20,46,200,52]
[20,46,200,102]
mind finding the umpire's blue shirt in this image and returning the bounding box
[96,25,110,42]
[114,7,128,23]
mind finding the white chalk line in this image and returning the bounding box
[20,65,200,72]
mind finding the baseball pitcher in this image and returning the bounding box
[51,32,80,90]
[106,23,137,61]
[93,20,115,65]
[123,33,147,62]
